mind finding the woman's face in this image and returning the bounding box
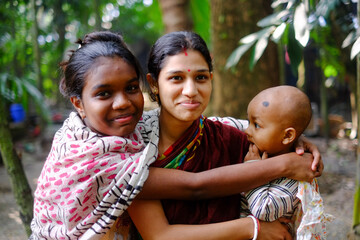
[156,49,212,125]
[72,56,144,137]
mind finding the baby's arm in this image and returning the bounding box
[127,199,292,240]
[246,177,298,221]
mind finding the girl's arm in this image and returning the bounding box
[138,152,320,200]
[127,200,292,240]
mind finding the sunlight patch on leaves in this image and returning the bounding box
[294,3,310,47]
[350,37,360,59]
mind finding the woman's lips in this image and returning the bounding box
[180,101,201,109]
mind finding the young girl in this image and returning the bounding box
[128,31,323,240]
[30,31,323,239]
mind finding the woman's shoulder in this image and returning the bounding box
[207,116,248,131]
[204,117,247,139]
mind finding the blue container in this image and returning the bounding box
[10,103,26,123]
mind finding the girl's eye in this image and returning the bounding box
[96,91,110,98]
[126,84,140,93]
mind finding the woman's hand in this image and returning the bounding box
[294,136,323,174]
[284,152,321,182]
[258,220,292,240]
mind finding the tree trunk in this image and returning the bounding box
[210,0,280,118]
[30,0,43,93]
[159,0,193,33]
[354,2,360,238]
[53,0,67,108]
[0,98,33,236]
[94,0,102,31]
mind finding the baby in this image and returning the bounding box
[244,85,332,239]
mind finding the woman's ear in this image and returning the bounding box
[70,96,85,119]
[146,73,158,91]
[282,127,297,145]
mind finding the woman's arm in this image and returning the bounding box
[138,152,321,200]
[127,200,292,240]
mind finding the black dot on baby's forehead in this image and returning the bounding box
[262,101,269,107]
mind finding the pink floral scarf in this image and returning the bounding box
[30,112,158,239]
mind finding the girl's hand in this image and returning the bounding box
[258,220,292,240]
[294,136,323,174]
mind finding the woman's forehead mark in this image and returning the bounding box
[183,47,188,56]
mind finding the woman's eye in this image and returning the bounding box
[196,75,209,81]
[255,123,260,129]
[170,76,182,81]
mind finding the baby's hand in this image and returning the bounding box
[245,144,263,162]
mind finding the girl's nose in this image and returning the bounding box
[182,79,198,97]
[113,93,131,109]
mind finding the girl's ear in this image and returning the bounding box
[282,127,297,145]
[70,96,85,119]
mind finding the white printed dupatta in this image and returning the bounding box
[30,112,158,239]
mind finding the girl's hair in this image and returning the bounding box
[147,31,212,102]
[59,31,145,98]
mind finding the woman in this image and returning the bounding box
[128,31,321,240]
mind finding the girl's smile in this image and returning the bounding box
[72,56,144,137]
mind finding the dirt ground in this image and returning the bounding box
[0,124,358,239]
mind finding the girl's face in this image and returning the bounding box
[156,50,212,126]
[72,56,144,137]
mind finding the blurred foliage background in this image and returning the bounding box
[0,0,359,237]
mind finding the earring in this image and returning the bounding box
[153,88,158,94]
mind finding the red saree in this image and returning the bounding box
[151,116,249,224]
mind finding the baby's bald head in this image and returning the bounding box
[248,85,312,137]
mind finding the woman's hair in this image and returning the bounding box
[147,31,212,102]
[59,31,145,98]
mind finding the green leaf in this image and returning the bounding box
[294,3,309,47]
[342,31,356,49]
[250,36,269,70]
[257,10,290,27]
[287,24,303,76]
[22,79,50,122]
[225,43,254,69]
[271,22,287,43]
[350,37,360,60]
[240,27,275,44]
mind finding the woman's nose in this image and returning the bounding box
[182,79,198,97]
[113,93,131,109]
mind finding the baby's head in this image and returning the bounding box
[245,85,312,156]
